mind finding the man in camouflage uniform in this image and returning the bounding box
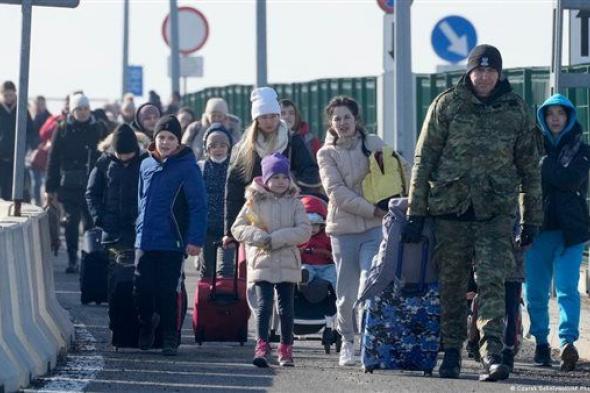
[402,44,542,382]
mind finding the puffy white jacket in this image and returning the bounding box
[317,131,385,236]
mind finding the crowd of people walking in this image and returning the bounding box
[0,43,587,381]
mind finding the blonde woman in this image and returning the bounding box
[223,87,320,247]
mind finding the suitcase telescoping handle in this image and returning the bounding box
[210,240,240,301]
[396,236,429,294]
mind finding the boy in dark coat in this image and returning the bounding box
[86,123,147,250]
[134,115,207,356]
[197,123,234,278]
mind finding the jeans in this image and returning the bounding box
[134,250,183,335]
[29,168,44,206]
[331,226,382,342]
[524,230,584,347]
[302,264,337,290]
[62,195,92,265]
[254,281,295,345]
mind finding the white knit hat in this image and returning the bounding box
[250,87,280,120]
[70,93,90,111]
[205,97,229,115]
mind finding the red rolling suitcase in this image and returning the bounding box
[192,242,250,345]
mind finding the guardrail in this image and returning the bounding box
[0,201,73,393]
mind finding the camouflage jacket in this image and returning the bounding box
[407,78,542,225]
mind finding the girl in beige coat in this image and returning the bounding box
[232,153,311,368]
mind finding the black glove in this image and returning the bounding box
[401,216,425,243]
[519,224,539,248]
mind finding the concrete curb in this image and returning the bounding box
[0,201,73,393]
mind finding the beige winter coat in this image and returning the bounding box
[231,178,311,284]
[318,131,389,236]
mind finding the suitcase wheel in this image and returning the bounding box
[240,341,245,347]
[195,328,204,345]
[81,293,90,305]
[423,369,433,377]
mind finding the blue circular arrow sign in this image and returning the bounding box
[431,15,477,63]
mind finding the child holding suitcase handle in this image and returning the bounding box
[231,153,311,367]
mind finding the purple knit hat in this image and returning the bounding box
[261,153,290,184]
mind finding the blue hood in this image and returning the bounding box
[537,94,577,146]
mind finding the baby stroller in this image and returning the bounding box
[292,276,341,354]
[271,194,341,354]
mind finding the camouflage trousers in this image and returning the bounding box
[435,215,515,358]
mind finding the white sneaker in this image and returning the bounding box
[339,341,356,366]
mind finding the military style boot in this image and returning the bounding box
[480,354,510,382]
[438,348,461,379]
[501,347,515,373]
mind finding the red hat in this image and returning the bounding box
[300,195,327,219]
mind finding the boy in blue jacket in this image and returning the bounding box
[135,115,207,356]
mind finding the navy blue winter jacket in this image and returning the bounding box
[135,145,208,251]
[86,149,147,247]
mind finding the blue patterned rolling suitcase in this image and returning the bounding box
[361,240,440,375]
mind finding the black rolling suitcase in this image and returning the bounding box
[109,250,188,350]
[108,250,139,348]
[80,228,109,305]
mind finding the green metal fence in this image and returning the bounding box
[183,64,590,142]
[183,77,377,140]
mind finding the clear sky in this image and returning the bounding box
[0,0,560,112]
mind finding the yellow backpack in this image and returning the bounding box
[362,146,407,205]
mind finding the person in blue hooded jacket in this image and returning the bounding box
[135,114,207,356]
[524,94,590,372]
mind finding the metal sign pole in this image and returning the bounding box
[11,0,33,215]
[169,0,181,95]
[393,0,414,162]
[122,0,129,98]
[256,0,268,87]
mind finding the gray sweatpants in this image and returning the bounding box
[331,226,382,343]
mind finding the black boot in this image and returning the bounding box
[501,348,515,373]
[138,313,160,350]
[438,348,461,379]
[534,343,552,367]
[162,330,178,356]
[560,343,578,372]
[65,254,79,274]
[480,354,510,382]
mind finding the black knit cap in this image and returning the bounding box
[112,123,138,154]
[154,114,182,142]
[466,44,502,76]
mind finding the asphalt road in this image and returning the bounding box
[21,249,590,393]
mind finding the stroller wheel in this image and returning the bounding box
[333,331,342,353]
[322,328,332,354]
